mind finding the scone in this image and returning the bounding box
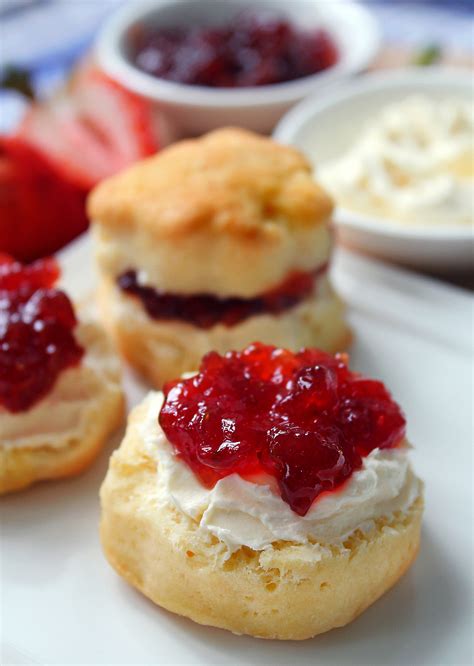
[88,128,349,387]
[0,254,124,494]
[100,343,423,640]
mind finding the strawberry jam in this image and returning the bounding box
[117,266,324,329]
[159,344,406,516]
[130,9,338,88]
[0,254,83,413]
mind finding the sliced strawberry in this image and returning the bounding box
[13,96,95,190]
[0,136,88,262]
[0,253,15,265]
[15,60,159,190]
[1,60,160,261]
[72,62,158,158]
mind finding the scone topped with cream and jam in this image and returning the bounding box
[88,128,349,387]
[100,343,423,640]
[0,254,124,494]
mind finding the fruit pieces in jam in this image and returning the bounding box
[0,254,83,413]
[117,266,325,329]
[131,9,339,88]
[159,343,406,516]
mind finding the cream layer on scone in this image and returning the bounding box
[1,317,122,449]
[138,391,422,556]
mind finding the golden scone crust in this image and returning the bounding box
[88,128,333,238]
[98,275,351,388]
[0,318,124,495]
[100,402,423,640]
[90,129,334,297]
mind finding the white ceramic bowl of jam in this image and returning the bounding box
[95,0,379,137]
[274,68,474,271]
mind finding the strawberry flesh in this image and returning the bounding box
[1,61,159,261]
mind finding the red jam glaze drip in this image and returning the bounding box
[159,344,406,516]
[0,254,84,413]
[117,266,325,329]
[130,10,338,88]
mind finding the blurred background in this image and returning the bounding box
[1,0,472,114]
[0,0,472,282]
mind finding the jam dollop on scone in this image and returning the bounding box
[88,128,349,387]
[100,344,423,640]
[0,254,124,494]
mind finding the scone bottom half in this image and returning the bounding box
[0,254,124,495]
[100,344,423,640]
[89,128,350,387]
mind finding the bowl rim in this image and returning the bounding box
[274,66,473,141]
[333,208,474,241]
[94,0,380,108]
[274,66,474,241]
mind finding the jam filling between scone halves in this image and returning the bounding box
[159,343,406,516]
[0,254,84,413]
[117,265,327,329]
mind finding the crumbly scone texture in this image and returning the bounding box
[98,275,351,388]
[100,401,423,640]
[0,317,125,495]
[88,128,333,238]
[90,128,333,297]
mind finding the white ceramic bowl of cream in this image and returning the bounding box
[95,0,379,137]
[274,68,473,270]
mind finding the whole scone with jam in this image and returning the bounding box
[100,343,423,640]
[88,128,349,387]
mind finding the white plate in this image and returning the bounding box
[274,68,474,270]
[2,234,473,666]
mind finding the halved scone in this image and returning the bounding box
[0,255,124,494]
[100,345,423,640]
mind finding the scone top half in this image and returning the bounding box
[88,128,333,298]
